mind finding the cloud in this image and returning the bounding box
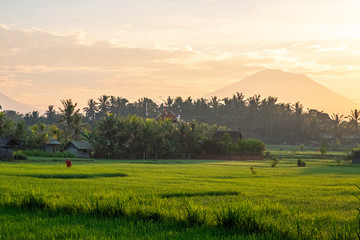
[1,24,360,109]
[315,44,348,52]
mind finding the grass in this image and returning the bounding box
[0,154,359,239]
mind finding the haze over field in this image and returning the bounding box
[1,0,360,112]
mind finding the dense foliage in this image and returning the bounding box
[2,92,360,157]
[93,115,223,159]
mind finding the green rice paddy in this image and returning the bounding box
[0,155,359,239]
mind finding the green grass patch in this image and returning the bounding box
[0,157,359,239]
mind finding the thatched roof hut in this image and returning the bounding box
[65,140,92,158]
[0,138,20,160]
[44,139,61,154]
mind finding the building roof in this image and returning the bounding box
[156,110,178,122]
[213,130,243,142]
[47,139,61,145]
[66,140,92,150]
[0,138,20,148]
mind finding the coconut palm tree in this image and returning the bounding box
[96,113,120,158]
[347,109,360,136]
[330,113,344,139]
[97,95,110,119]
[246,94,261,138]
[45,105,58,125]
[83,99,98,126]
[72,114,85,141]
[58,99,80,138]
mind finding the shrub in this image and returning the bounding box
[235,138,265,155]
[270,157,279,168]
[297,159,306,167]
[319,146,327,157]
[300,144,305,151]
[13,151,28,160]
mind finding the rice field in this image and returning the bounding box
[0,156,359,239]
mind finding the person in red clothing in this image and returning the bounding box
[66,158,72,167]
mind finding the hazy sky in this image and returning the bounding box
[1,0,360,110]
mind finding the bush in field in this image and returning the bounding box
[13,151,28,160]
[300,144,305,151]
[235,138,265,155]
[297,159,306,167]
[270,157,279,167]
[319,146,327,158]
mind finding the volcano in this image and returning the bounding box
[205,69,359,114]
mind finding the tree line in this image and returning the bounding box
[1,93,360,150]
[0,98,266,159]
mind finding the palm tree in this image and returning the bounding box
[291,102,304,144]
[166,96,174,110]
[330,113,344,139]
[97,113,120,158]
[141,118,159,159]
[246,94,261,138]
[208,96,221,124]
[45,105,58,125]
[58,99,80,138]
[72,114,85,141]
[97,95,110,119]
[260,96,279,142]
[24,111,41,126]
[177,121,202,159]
[122,115,144,159]
[83,99,98,125]
[347,109,360,134]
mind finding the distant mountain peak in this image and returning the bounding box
[205,69,359,114]
[0,92,40,113]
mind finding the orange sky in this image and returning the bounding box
[1,1,360,111]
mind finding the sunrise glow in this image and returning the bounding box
[1,0,360,112]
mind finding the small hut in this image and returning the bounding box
[213,130,243,143]
[65,140,92,158]
[0,138,20,160]
[44,139,61,154]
